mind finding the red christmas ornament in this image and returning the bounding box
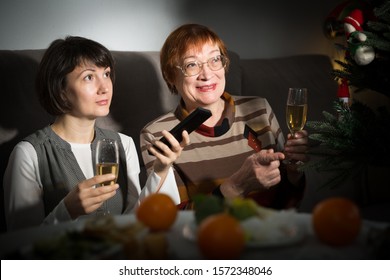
[337,78,350,104]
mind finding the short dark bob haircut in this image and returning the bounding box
[36,36,115,116]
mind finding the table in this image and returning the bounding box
[0,211,388,259]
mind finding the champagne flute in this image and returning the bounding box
[95,138,119,216]
[285,87,308,164]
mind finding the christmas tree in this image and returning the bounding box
[303,0,390,188]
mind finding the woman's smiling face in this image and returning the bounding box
[174,42,226,111]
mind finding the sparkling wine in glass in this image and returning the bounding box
[285,88,307,163]
[286,88,308,136]
[95,138,119,215]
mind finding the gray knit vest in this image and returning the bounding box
[24,126,128,217]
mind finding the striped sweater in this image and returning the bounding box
[140,93,303,209]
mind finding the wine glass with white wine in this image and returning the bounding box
[285,87,308,164]
[95,138,119,216]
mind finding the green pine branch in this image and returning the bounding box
[300,100,390,189]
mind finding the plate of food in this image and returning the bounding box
[3,215,169,260]
[183,196,306,248]
[241,211,306,248]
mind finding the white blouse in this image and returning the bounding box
[3,133,180,231]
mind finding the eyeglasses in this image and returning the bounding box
[176,55,228,77]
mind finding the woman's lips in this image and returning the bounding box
[197,84,216,92]
[96,99,109,106]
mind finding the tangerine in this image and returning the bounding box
[136,193,178,231]
[312,197,361,246]
[197,213,245,259]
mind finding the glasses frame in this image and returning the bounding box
[176,55,228,77]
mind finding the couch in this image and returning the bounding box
[0,49,339,232]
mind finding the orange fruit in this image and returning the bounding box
[197,213,245,259]
[312,197,361,246]
[136,193,178,231]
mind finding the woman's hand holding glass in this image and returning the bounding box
[64,139,120,219]
[64,173,119,219]
[283,130,309,186]
[284,130,309,163]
